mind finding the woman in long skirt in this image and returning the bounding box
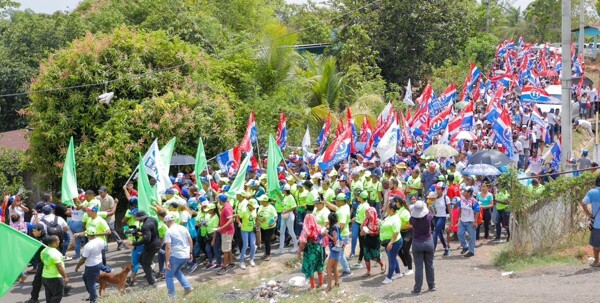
[297,214,324,289]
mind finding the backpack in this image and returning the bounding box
[41,216,63,240]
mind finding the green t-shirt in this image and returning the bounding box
[235,199,248,214]
[275,194,284,213]
[239,208,257,232]
[167,210,181,224]
[282,195,296,212]
[397,207,411,229]
[331,181,340,192]
[313,206,331,227]
[337,204,351,237]
[124,209,137,227]
[41,246,64,278]
[307,189,318,206]
[373,181,383,203]
[85,216,110,245]
[350,180,364,200]
[199,212,209,237]
[126,221,142,242]
[298,190,308,209]
[363,178,374,199]
[158,221,168,239]
[380,215,401,243]
[322,188,336,203]
[257,204,277,230]
[356,202,370,224]
[82,199,101,209]
[206,213,220,233]
[406,176,422,194]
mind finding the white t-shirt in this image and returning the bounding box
[71,209,85,222]
[164,224,191,259]
[179,210,191,225]
[82,237,104,267]
[434,196,450,217]
[38,214,68,233]
[9,206,25,223]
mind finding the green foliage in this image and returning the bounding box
[0,149,26,195]
[278,1,333,44]
[493,248,581,272]
[524,0,560,42]
[255,23,299,94]
[465,33,498,68]
[26,27,237,191]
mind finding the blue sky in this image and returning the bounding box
[17,0,535,14]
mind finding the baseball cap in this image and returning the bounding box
[164,215,175,222]
[98,186,107,193]
[328,170,338,177]
[364,171,372,177]
[85,227,97,236]
[336,193,346,201]
[359,190,369,199]
[33,223,45,232]
[165,188,175,195]
[42,205,53,214]
[281,184,291,191]
[248,199,259,208]
[218,194,228,202]
[435,182,445,189]
[463,186,474,195]
[206,203,216,211]
[257,195,269,202]
[428,161,437,168]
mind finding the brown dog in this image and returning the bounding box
[97,264,133,296]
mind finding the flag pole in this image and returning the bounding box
[124,165,139,187]
[255,140,263,169]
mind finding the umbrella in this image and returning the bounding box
[539,70,558,77]
[170,154,196,166]
[572,76,594,88]
[462,163,502,176]
[422,144,458,158]
[454,101,469,110]
[467,150,511,167]
[451,131,477,142]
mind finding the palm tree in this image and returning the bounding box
[256,23,299,93]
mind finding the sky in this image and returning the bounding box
[17,0,536,14]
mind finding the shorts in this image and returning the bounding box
[590,228,600,248]
[329,249,341,260]
[221,234,233,252]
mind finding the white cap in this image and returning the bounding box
[164,215,175,222]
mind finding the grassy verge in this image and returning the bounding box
[493,231,589,272]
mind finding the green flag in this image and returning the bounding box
[0,223,43,298]
[61,137,77,207]
[195,137,207,187]
[227,152,252,199]
[159,137,177,170]
[137,153,157,217]
[267,134,284,200]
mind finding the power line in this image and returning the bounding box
[0,0,382,99]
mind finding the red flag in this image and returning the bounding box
[400,112,413,148]
[276,112,287,150]
[346,108,357,153]
[359,118,373,143]
[240,112,256,153]
[415,83,432,107]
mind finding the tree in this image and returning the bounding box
[26,27,238,190]
[255,23,299,94]
[524,0,560,41]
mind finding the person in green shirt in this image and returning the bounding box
[40,235,69,302]
[277,184,298,254]
[323,193,352,276]
[305,181,317,212]
[313,198,331,227]
[296,181,308,236]
[77,206,111,265]
[493,191,510,242]
[370,172,384,217]
[257,195,277,261]
[235,199,258,269]
[380,203,402,284]
[405,169,422,201]
[394,196,414,276]
[352,190,370,267]
[204,204,221,269]
[321,180,336,203]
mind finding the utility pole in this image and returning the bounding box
[561,0,572,170]
[579,0,584,55]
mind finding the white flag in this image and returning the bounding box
[142,139,160,179]
[403,79,414,106]
[302,125,314,162]
[440,124,450,145]
[376,119,399,163]
[378,102,393,123]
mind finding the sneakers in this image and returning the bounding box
[24,299,40,303]
[443,249,451,256]
[340,271,353,277]
[228,263,237,269]
[411,289,422,295]
[117,242,125,251]
[381,278,393,284]
[392,273,403,280]
[188,263,198,274]
[353,263,364,269]
[249,260,256,267]
[240,262,246,270]
[492,238,503,243]
[63,256,73,261]
[404,270,414,276]
[460,248,469,255]
[264,256,271,261]
[348,254,355,259]
[184,288,193,297]
[290,247,298,253]
[208,263,219,270]
[464,252,474,258]
[590,262,600,268]
[217,266,229,275]
[276,249,285,255]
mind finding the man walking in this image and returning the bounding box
[457,187,480,258]
[581,175,600,267]
[97,186,125,250]
[163,214,194,299]
[75,228,104,303]
[40,235,69,303]
[131,210,162,286]
[215,194,235,275]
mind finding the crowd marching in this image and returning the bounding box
[2,37,600,303]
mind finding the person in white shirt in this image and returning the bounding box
[574,119,594,139]
[75,228,105,303]
[163,215,194,300]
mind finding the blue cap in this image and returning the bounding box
[199,196,207,203]
[42,205,53,214]
[129,197,138,204]
[223,185,230,192]
[174,178,183,184]
[200,177,209,184]
[182,188,190,199]
[169,176,176,183]
[218,194,228,202]
[91,206,99,212]
[130,208,139,215]
[583,150,589,156]
[165,188,175,195]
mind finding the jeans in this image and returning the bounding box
[158,244,166,273]
[108,221,123,244]
[385,239,403,279]
[374,202,381,218]
[339,236,351,273]
[83,263,102,302]
[295,210,306,237]
[206,234,222,265]
[351,222,360,256]
[166,257,192,299]
[398,230,413,270]
[458,221,477,254]
[477,209,492,240]
[42,277,64,303]
[495,209,511,240]
[61,230,71,256]
[432,217,447,251]
[261,228,275,256]
[69,221,84,259]
[279,212,298,250]
[240,230,256,262]
[412,239,435,292]
[131,245,144,274]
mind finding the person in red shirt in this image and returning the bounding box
[215,194,235,275]
[446,175,461,244]
[387,179,407,201]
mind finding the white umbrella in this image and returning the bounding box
[451,131,478,142]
